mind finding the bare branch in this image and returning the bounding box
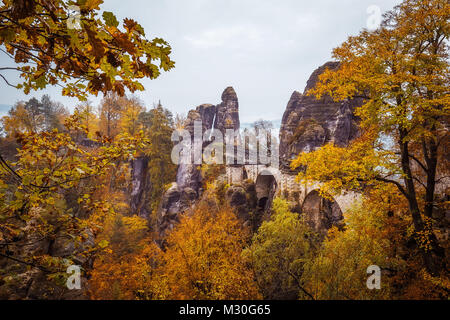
[0,252,51,273]
[373,176,407,197]
[0,73,18,88]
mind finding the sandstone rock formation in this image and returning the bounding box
[157,86,241,237]
[130,156,150,218]
[279,61,363,171]
[157,63,364,237]
[225,181,259,229]
[215,87,240,132]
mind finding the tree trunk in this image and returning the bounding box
[423,137,438,218]
[399,130,443,276]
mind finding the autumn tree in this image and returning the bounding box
[0,0,174,100]
[0,113,150,292]
[88,212,162,300]
[243,198,319,300]
[75,100,98,139]
[119,96,144,136]
[200,162,226,190]
[140,103,177,214]
[1,95,68,136]
[138,101,174,131]
[159,196,261,299]
[98,92,125,138]
[11,98,42,132]
[300,187,402,300]
[293,0,449,275]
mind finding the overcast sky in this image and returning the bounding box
[0,0,401,122]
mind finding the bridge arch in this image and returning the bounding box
[255,169,278,211]
[301,190,343,236]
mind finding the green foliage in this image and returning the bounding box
[0,0,448,300]
[301,202,397,299]
[243,198,319,299]
[141,103,177,214]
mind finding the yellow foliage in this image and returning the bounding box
[160,200,261,299]
[88,212,162,300]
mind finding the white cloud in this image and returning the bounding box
[295,13,321,30]
[184,25,263,49]
[0,0,403,122]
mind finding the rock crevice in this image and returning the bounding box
[279,61,362,171]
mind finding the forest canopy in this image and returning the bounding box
[0,0,448,301]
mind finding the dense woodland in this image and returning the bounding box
[0,0,449,299]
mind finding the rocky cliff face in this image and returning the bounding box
[279,61,362,171]
[157,86,240,238]
[175,87,240,193]
[215,87,240,132]
[130,156,150,218]
[157,63,364,237]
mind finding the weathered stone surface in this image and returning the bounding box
[301,190,343,237]
[215,86,240,132]
[157,86,241,237]
[226,185,249,220]
[279,61,362,171]
[129,156,150,218]
[156,183,200,238]
[185,103,216,136]
[223,180,266,231]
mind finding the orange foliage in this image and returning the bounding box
[160,200,261,299]
[88,213,162,300]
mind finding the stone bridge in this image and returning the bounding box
[225,164,360,226]
[158,62,364,236]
